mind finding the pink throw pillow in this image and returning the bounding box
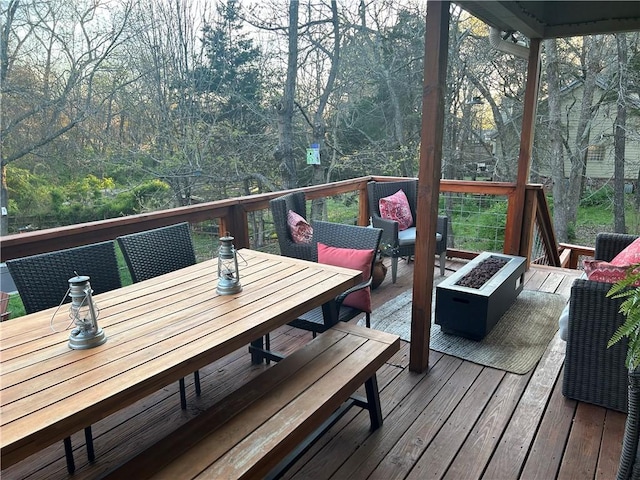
[317,242,375,313]
[583,259,640,286]
[379,189,413,231]
[611,237,640,266]
[287,210,313,244]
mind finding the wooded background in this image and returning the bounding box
[1,0,639,241]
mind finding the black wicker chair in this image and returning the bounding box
[116,222,197,283]
[6,241,122,315]
[116,222,200,409]
[288,221,383,334]
[563,232,639,413]
[257,221,382,363]
[269,191,315,262]
[6,240,122,474]
[367,180,448,282]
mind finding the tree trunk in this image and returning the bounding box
[310,0,340,221]
[276,0,299,190]
[546,39,570,242]
[565,36,600,239]
[547,36,603,243]
[614,33,627,234]
[1,161,8,236]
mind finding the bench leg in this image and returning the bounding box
[364,375,383,431]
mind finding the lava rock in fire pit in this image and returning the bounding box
[455,256,508,289]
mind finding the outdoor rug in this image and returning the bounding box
[358,288,566,374]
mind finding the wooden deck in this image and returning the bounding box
[3,257,626,480]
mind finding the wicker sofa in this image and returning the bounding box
[562,232,639,413]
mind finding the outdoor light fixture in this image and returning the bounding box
[216,235,242,295]
[67,275,107,350]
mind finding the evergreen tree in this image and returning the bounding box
[194,0,264,132]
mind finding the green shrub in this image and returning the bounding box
[580,185,614,208]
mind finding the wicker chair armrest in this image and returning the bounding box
[370,216,400,248]
[335,277,372,306]
[436,216,448,255]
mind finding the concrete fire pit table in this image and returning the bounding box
[435,252,526,340]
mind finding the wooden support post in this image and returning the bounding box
[358,184,370,226]
[220,205,250,249]
[504,38,541,257]
[519,188,537,269]
[410,0,450,373]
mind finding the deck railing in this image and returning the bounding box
[1,176,573,268]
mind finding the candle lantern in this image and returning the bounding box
[67,275,107,350]
[216,235,242,295]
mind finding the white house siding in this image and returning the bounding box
[520,84,640,183]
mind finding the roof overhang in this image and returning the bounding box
[454,1,640,39]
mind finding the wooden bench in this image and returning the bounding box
[104,323,400,479]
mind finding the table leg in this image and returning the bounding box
[250,337,265,364]
[85,426,95,462]
[63,436,75,474]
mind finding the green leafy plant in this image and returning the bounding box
[607,264,640,370]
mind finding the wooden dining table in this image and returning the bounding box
[0,249,363,469]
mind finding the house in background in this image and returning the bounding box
[492,76,640,188]
[542,77,639,184]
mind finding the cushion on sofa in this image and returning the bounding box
[583,259,640,286]
[610,237,640,266]
[558,302,571,341]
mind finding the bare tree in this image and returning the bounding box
[614,33,627,233]
[276,0,299,190]
[0,0,136,235]
[545,36,606,242]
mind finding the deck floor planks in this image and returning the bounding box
[2,258,626,480]
[280,343,417,480]
[597,410,626,480]
[282,348,443,480]
[441,370,533,480]
[368,361,485,480]
[404,367,506,480]
[482,332,568,479]
[520,366,576,480]
[329,355,465,480]
[557,403,606,479]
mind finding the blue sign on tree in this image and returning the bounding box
[306,143,320,165]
